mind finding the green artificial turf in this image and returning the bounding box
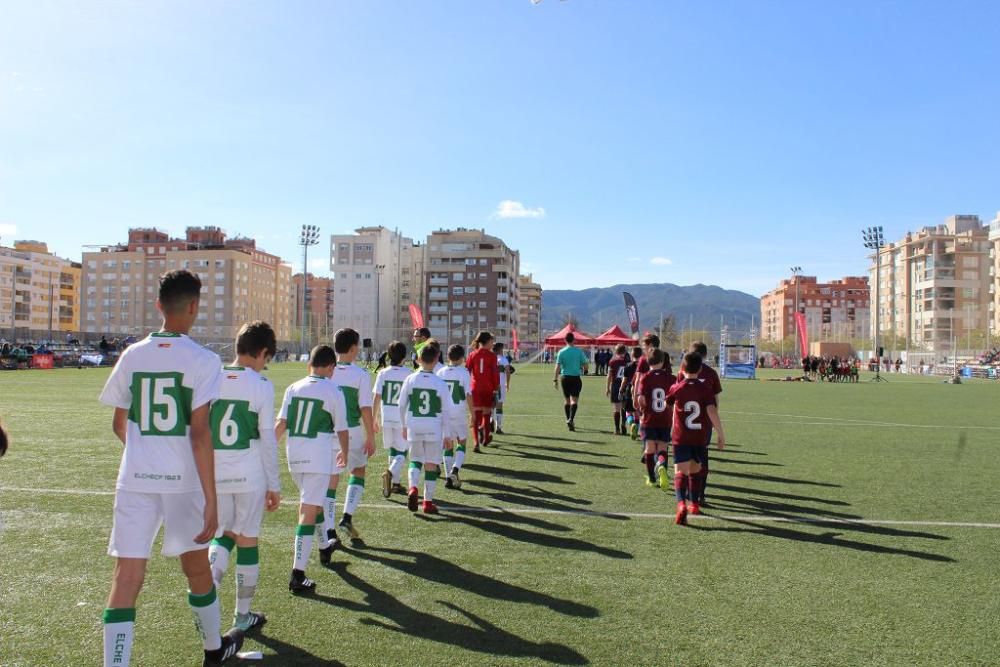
[1,364,999,666]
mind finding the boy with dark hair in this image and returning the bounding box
[98,270,244,666]
[275,345,349,592]
[606,344,630,435]
[398,344,458,514]
[689,341,722,504]
[331,328,376,540]
[666,352,725,525]
[374,341,412,498]
[438,344,473,488]
[636,349,676,489]
[207,321,280,633]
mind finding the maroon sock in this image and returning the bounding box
[613,412,621,432]
[674,472,687,502]
[645,453,656,482]
[688,474,703,504]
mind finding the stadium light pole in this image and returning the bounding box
[375,264,385,352]
[790,266,802,359]
[862,226,887,382]
[299,225,320,354]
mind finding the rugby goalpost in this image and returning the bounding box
[719,326,757,380]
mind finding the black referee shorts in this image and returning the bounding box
[560,375,583,399]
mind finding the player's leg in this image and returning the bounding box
[290,473,323,591]
[654,441,670,490]
[230,490,266,632]
[673,448,702,525]
[642,435,657,485]
[407,441,425,512]
[612,398,622,434]
[422,441,442,514]
[383,425,406,497]
[443,435,455,487]
[568,377,582,427]
[321,472,341,550]
[340,431,367,539]
[698,428,712,503]
[104,490,159,667]
[451,437,467,488]
[208,494,236,586]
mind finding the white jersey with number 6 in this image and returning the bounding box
[398,370,458,441]
[211,365,280,494]
[373,365,411,425]
[279,375,349,474]
[99,332,222,494]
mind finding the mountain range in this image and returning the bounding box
[540,283,761,337]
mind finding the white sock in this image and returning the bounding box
[293,524,313,571]
[388,452,406,483]
[315,515,330,549]
[453,446,466,471]
[495,412,504,429]
[344,477,364,516]
[188,587,222,651]
[323,490,337,538]
[442,450,454,476]
[235,548,259,616]
[103,608,135,667]
[424,471,438,502]
[408,464,421,489]
[207,538,233,587]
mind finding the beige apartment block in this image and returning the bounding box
[329,226,423,349]
[760,275,870,343]
[517,273,543,351]
[870,215,990,350]
[0,241,81,337]
[986,212,1000,339]
[81,227,293,344]
[424,228,519,347]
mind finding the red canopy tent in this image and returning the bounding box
[544,324,597,348]
[594,325,635,346]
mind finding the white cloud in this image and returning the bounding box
[492,200,545,219]
[650,257,672,265]
[0,223,17,238]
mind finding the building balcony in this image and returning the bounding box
[428,290,449,299]
[428,305,448,314]
[429,278,448,286]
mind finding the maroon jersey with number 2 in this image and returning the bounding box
[636,369,677,428]
[666,377,717,446]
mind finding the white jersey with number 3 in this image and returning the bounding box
[98,332,222,494]
[211,366,280,494]
[398,370,458,440]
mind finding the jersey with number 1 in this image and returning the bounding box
[436,364,472,414]
[279,375,348,474]
[98,332,221,494]
[333,362,373,430]
[665,377,716,446]
[398,370,457,440]
[210,366,280,494]
[636,368,677,428]
[373,365,411,425]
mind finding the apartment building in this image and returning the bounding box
[870,215,990,349]
[760,275,870,342]
[81,227,293,343]
[987,212,1000,337]
[329,227,423,349]
[424,228,519,346]
[0,240,80,336]
[517,273,543,351]
[292,272,335,344]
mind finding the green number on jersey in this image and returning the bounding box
[210,399,259,450]
[129,371,193,436]
[408,388,442,417]
[339,386,362,428]
[445,380,466,404]
[287,397,333,438]
[382,381,403,406]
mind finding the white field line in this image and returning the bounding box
[722,410,1000,431]
[3,485,999,529]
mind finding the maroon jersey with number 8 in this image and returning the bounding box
[636,369,677,428]
[666,377,717,446]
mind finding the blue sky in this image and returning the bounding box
[2,0,999,295]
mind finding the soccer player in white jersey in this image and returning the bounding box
[437,344,472,489]
[98,270,244,667]
[275,345,349,593]
[205,321,280,633]
[374,341,412,498]
[398,344,458,514]
[492,342,513,434]
[331,328,376,540]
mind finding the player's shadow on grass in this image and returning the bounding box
[707,494,865,521]
[716,445,769,456]
[252,632,346,666]
[710,457,784,467]
[709,483,851,507]
[691,518,954,563]
[489,448,626,470]
[314,563,590,665]
[500,437,618,457]
[439,511,633,559]
[344,545,598,618]
[435,500,577,532]
[467,478,594,506]
[714,469,841,488]
[463,462,576,485]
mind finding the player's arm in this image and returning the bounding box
[553,354,561,385]
[112,407,128,445]
[707,404,725,449]
[190,403,219,543]
[258,385,281,511]
[372,393,383,433]
[397,380,410,440]
[332,389,350,469]
[359,373,376,455]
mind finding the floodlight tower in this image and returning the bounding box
[790,266,802,359]
[299,225,321,352]
[862,226,887,382]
